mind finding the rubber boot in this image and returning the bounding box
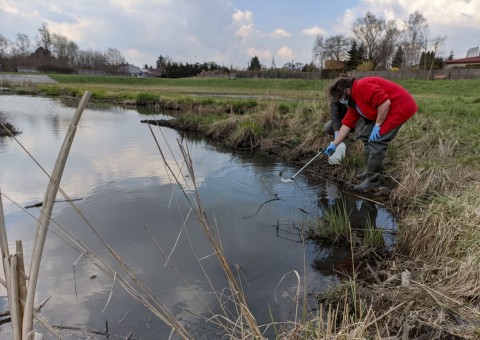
[355,149,370,180]
[354,163,382,191]
[355,169,368,181]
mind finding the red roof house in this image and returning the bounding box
[444,56,480,69]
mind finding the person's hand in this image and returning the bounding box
[324,142,336,156]
[369,125,381,141]
[334,131,339,139]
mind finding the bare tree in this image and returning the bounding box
[312,35,324,69]
[75,49,107,69]
[403,11,428,67]
[51,33,70,61]
[352,12,385,62]
[14,33,31,57]
[374,20,401,69]
[49,33,79,66]
[66,41,79,66]
[428,36,447,79]
[0,34,10,58]
[156,54,172,75]
[104,47,126,67]
[323,34,350,61]
[36,22,52,52]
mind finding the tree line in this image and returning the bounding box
[0,23,127,73]
[312,10,451,72]
[1,10,455,77]
[249,10,453,75]
[152,55,229,78]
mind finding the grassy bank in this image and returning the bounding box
[42,74,329,102]
[3,75,480,338]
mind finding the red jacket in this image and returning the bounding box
[341,77,418,134]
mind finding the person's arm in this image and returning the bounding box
[376,99,391,126]
[324,124,351,156]
[368,99,391,141]
[332,124,351,145]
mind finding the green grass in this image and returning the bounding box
[309,201,351,245]
[48,73,331,94]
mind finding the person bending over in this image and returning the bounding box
[324,76,418,191]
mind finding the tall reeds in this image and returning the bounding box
[147,122,263,338]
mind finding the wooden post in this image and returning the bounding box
[22,91,91,339]
[16,240,27,326]
[9,255,21,340]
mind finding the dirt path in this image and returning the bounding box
[0,74,57,84]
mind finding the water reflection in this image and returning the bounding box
[0,94,396,338]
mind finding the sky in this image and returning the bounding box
[1,0,479,69]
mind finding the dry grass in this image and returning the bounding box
[277,302,377,339]
[392,155,473,207]
[205,115,242,139]
[315,259,480,339]
[256,101,282,130]
[398,182,480,262]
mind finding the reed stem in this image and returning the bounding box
[22,91,91,338]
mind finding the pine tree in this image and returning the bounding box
[346,41,358,71]
[248,56,261,71]
[447,50,454,60]
[392,46,403,68]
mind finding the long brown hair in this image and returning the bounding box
[329,76,354,99]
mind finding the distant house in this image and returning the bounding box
[324,60,345,70]
[119,64,142,76]
[444,56,480,69]
[141,68,161,77]
[444,46,480,69]
[16,66,39,73]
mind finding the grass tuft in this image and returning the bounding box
[309,201,350,245]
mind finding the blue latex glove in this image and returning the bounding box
[369,125,381,141]
[324,142,337,156]
[334,131,339,139]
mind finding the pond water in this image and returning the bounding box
[0,95,396,339]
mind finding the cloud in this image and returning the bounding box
[277,46,294,60]
[301,25,327,36]
[232,9,255,39]
[268,28,291,39]
[246,47,272,61]
[235,24,254,39]
[0,3,19,14]
[232,9,254,24]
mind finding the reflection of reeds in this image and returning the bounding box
[1,93,192,339]
[147,122,263,338]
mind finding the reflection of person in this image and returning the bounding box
[324,76,418,191]
[323,97,347,138]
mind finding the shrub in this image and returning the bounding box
[136,92,159,105]
[278,104,290,115]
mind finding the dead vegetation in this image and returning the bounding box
[139,90,480,339]
[2,80,479,338]
[0,121,20,137]
[315,258,480,339]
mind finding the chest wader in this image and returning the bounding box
[354,121,402,191]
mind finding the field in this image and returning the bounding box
[2,74,480,338]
